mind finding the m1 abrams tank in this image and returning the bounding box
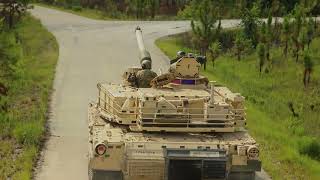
[88,27,261,180]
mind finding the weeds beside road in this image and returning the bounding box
[0,15,58,179]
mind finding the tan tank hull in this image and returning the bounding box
[88,103,261,180]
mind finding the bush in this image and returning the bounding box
[13,121,44,146]
[218,29,240,51]
[72,5,82,11]
[0,32,22,68]
[299,137,320,161]
[166,29,240,54]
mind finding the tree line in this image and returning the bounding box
[40,0,190,19]
[37,0,320,19]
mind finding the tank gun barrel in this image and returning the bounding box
[135,27,152,67]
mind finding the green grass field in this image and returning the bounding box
[0,16,58,179]
[156,35,320,180]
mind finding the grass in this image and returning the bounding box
[0,16,58,179]
[35,3,180,21]
[156,35,320,180]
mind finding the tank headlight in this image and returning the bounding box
[95,144,107,155]
[247,145,259,159]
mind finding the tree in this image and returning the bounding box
[265,13,273,61]
[127,0,147,19]
[299,27,308,52]
[102,0,119,18]
[240,2,261,47]
[175,0,189,12]
[257,43,266,73]
[306,18,315,49]
[303,52,313,88]
[271,0,284,45]
[260,21,267,43]
[234,32,251,61]
[0,31,22,67]
[302,0,319,16]
[208,42,221,68]
[291,4,306,62]
[282,15,290,57]
[0,0,31,28]
[147,0,159,19]
[177,0,201,19]
[191,0,221,70]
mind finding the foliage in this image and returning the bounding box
[299,138,320,161]
[0,16,58,179]
[240,2,261,47]
[303,51,313,88]
[263,14,273,62]
[257,43,266,73]
[281,15,290,57]
[126,0,148,18]
[0,0,32,28]
[298,27,308,51]
[102,0,120,18]
[190,0,221,69]
[146,0,160,19]
[291,4,307,62]
[234,32,251,61]
[156,34,320,179]
[0,31,22,69]
[39,0,320,20]
[306,17,316,49]
[302,0,320,15]
[208,42,222,68]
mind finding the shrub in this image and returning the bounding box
[0,32,22,68]
[72,5,82,11]
[218,29,240,51]
[299,137,320,161]
[13,121,44,146]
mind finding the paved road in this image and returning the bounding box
[31,6,269,180]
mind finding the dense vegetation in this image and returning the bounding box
[156,1,320,179]
[156,29,320,180]
[37,0,320,20]
[0,5,58,179]
[37,0,189,20]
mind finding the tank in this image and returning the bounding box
[88,27,261,180]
